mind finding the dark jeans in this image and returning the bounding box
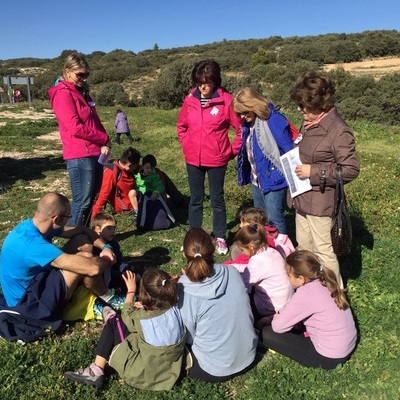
[65,156,103,226]
[186,163,227,239]
[261,325,350,370]
[96,316,129,360]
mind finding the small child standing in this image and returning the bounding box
[230,224,293,323]
[261,250,357,370]
[114,109,134,145]
[65,268,186,390]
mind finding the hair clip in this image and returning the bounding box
[193,253,202,258]
[250,224,257,231]
[161,279,166,286]
[319,264,324,272]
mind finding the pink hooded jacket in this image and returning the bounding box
[177,87,242,167]
[48,80,109,160]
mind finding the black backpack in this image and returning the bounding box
[136,194,175,231]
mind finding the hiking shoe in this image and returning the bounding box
[65,363,104,388]
[102,306,117,325]
[216,238,228,255]
[93,298,105,321]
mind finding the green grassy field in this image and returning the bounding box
[0,104,399,399]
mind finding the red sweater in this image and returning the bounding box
[91,161,137,217]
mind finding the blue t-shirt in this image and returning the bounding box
[0,219,64,306]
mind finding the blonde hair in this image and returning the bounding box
[286,250,349,310]
[232,87,271,120]
[90,212,116,230]
[63,52,90,80]
[183,228,215,283]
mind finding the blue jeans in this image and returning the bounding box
[186,163,227,239]
[66,157,103,226]
[251,184,287,234]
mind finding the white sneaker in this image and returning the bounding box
[216,238,228,255]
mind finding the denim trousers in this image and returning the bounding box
[251,184,287,234]
[66,156,103,226]
[186,163,227,239]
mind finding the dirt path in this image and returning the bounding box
[324,56,400,78]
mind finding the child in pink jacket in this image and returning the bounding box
[262,250,357,369]
[228,224,293,323]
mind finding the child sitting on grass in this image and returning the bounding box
[261,250,357,370]
[229,224,293,324]
[65,268,186,390]
[129,154,165,217]
[91,213,135,318]
[225,207,294,264]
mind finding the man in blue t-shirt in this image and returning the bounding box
[0,192,120,320]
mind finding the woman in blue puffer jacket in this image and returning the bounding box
[232,87,293,237]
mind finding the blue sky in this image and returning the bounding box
[1,0,400,60]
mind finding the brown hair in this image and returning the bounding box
[120,147,141,166]
[238,207,268,226]
[138,267,178,310]
[63,52,90,80]
[290,71,336,113]
[90,212,116,230]
[232,87,271,120]
[191,60,222,87]
[183,227,215,283]
[234,224,267,254]
[286,250,349,310]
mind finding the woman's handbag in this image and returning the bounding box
[331,165,352,255]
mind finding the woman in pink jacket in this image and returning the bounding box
[177,60,241,255]
[48,53,111,226]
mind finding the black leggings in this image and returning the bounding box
[95,316,130,360]
[261,325,349,370]
[187,349,252,383]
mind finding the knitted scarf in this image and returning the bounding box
[254,116,284,176]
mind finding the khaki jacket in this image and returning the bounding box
[290,108,359,217]
[109,304,186,391]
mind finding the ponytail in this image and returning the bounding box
[183,228,215,283]
[286,250,349,310]
[139,267,178,310]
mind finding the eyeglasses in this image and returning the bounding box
[74,72,90,80]
[197,81,213,87]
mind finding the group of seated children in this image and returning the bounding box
[64,206,357,391]
[91,147,186,222]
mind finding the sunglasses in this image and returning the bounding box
[298,102,306,111]
[58,214,72,219]
[74,72,90,80]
